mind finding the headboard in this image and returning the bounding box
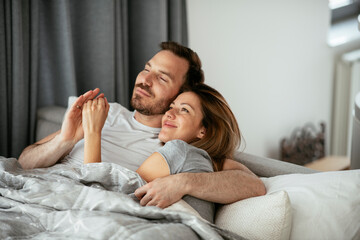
[36,106,66,141]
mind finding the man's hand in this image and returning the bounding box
[60,88,104,144]
[134,175,186,208]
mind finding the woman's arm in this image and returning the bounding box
[84,132,102,164]
[82,97,109,164]
[136,152,170,182]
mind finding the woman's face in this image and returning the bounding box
[158,92,206,143]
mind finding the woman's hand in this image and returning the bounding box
[60,88,103,144]
[82,97,110,135]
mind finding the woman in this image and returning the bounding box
[136,84,242,183]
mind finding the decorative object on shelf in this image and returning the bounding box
[281,122,325,165]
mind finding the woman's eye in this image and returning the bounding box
[181,108,189,113]
[144,68,150,72]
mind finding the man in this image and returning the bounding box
[18,42,266,209]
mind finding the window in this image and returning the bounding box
[329,0,360,23]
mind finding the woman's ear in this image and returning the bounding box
[197,126,206,139]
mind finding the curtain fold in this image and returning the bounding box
[0,0,38,158]
[0,0,10,156]
[0,0,188,158]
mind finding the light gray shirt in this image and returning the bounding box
[157,140,215,223]
[157,140,213,174]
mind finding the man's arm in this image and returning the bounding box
[18,130,77,169]
[18,89,103,169]
[134,159,266,208]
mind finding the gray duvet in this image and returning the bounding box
[0,157,244,240]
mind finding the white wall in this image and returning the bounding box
[187,0,333,159]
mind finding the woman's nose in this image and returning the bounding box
[166,109,176,119]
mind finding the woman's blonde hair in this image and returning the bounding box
[187,84,241,171]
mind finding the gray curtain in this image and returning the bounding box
[0,0,188,158]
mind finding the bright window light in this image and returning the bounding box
[329,0,353,9]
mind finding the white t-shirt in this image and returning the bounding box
[63,97,162,171]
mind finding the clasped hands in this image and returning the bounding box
[59,88,109,144]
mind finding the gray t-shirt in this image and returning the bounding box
[157,140,215,223]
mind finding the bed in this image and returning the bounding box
[0,105,359,240]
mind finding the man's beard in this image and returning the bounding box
[131,84,171,115]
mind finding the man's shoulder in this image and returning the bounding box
[109,102,130,114]
[106,102,133,126]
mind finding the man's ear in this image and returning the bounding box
[197,127,206,139]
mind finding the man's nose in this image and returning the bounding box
[143,72,154,86]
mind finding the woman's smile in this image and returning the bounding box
[158,92,205,143]
[163,121,177,128]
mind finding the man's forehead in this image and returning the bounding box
[150,50,189,76]
[147,62,175,81]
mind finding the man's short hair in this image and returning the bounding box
[160,41,204,90]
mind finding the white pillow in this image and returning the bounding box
[262,170,360,240]
[215,191,292,240]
